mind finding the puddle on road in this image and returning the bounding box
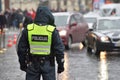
[79,43,84,50]
[59,52,69,80]
[99,51,108,80]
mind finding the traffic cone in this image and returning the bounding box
[7,36,13,47]
[0,29,1,35]
[13,34,17,44]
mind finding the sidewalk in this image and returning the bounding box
[0,45,25,80]
[0,45,63,80]
[0,29,66,80]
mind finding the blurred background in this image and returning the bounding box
[0,1,120,80]
[0,0,120,13]
[0,0,119,30]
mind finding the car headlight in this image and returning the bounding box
[59,30,67,36]
[100,36,110,42]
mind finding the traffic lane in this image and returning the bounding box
[0,42,98,80]
[60,43,99,80]
[0,45,25,80]
[0,30,25,80]
[60,43,120,80]
[0,40,120,80]
[105,52,120,80]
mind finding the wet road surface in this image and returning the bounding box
[0,30,120,80]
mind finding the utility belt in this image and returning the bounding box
[31,55,50,63]
[28,54,55,66]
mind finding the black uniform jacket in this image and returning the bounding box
[16,6,65,67]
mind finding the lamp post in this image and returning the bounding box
[64,0,67,11]
[4,0,10,10]
[57,0,60,11]
[0,0,2,11]
[20,0,22,9]
[78,0,81,11]
[39,0,49,7]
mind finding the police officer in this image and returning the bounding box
[16,6,65,80]
[0,11,7,50]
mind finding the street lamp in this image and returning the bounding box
[0,0,2,11]
[20,0,22,9]
[39,0,49,7]
[57,0,60,12]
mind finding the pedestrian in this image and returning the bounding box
[22,15,33,28]
[0,11,7,50]
[19,14,33,31]
[16,6,65,80]
[111,9,116,16]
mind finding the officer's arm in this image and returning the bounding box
[52,29,65,65]
[16,29,29,67]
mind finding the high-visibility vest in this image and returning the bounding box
[27,23,55,55]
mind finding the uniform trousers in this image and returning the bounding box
[26,60,56,80]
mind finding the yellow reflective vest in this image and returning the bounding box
[27,23,55,55]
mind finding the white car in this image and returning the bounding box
[84,12,100,30]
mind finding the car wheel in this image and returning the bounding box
[86,41,92,53]
[84,38,88,47]
[92,41,100,55]
[87,46,92,53]
[85,39,91,53]
[65,36,72,50]
[82,41,86,47]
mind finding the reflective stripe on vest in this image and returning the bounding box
[27,23,55,55]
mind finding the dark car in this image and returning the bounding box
[53,12,88,49]
[85,17,120,55]
[84,12,100,30]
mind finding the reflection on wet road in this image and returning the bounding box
[60,43,120,80]
[60,43,99,80]
[1,40,120,80]
[60,52,69,80]
[99,51,108,80]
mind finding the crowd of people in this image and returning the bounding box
[0,8,36,30]
[0,8,36,51]
[0,7,88,30]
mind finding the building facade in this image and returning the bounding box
[1,0,93,12]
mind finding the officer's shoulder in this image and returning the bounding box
[47,25,56,32]
[27,23,34,30]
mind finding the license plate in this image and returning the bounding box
[115,42,120,47]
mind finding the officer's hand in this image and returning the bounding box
[20,64,27,72]
[57,64,64,73]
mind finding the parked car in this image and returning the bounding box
[53,12,88,49]
[85,17,120,55]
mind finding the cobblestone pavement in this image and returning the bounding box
[1,30,120,80]
[0,36,97,80]
[0,43,98,80]
[0,45,25,80]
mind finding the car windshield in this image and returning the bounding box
[54,15,68,27]
[98,19,120,30]
[100,9,111,16]
[85,17,96,23]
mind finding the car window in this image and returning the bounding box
[54,15,68,27]
[100,9,111,16]
[93,22,97,30]
[74,14,85,23]
[98,19,120,30]
[70,15,77,25]
[85,17,97,23]
[79,16,85,23]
